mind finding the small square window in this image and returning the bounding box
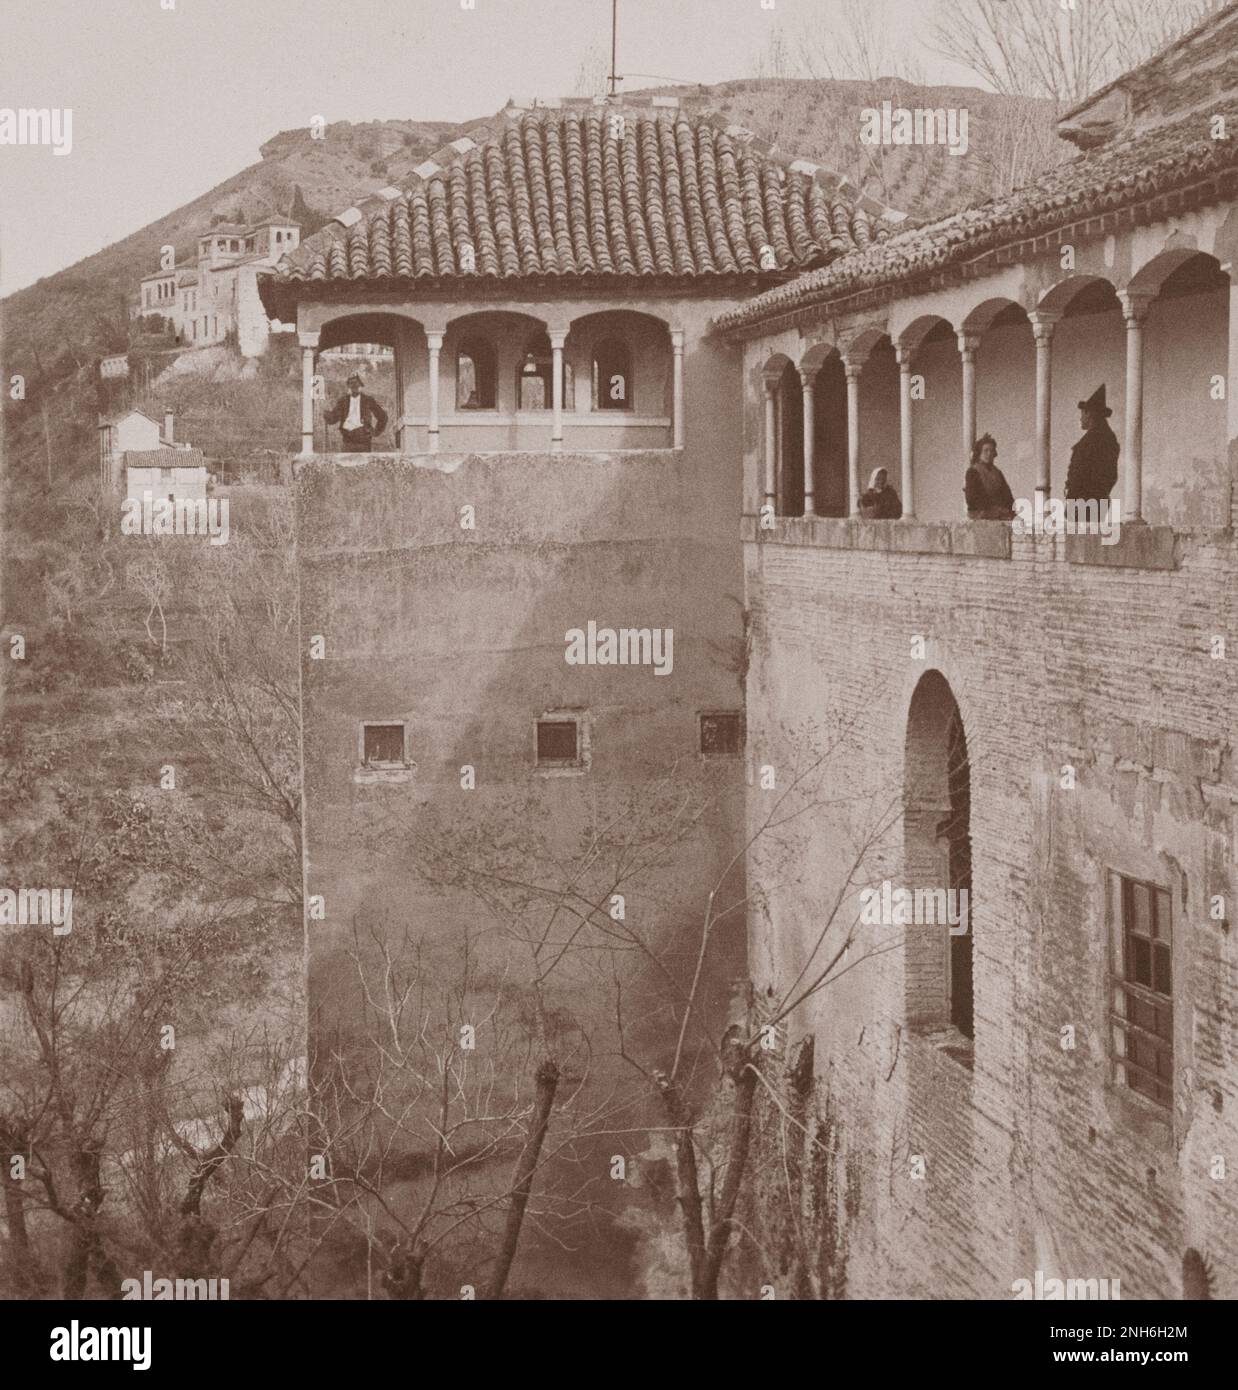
[363,723,406,767]
[537,719,579,764]
[699,712,742,757]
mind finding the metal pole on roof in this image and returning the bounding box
[609,0,618,96]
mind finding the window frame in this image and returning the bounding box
[534,710,590,776]
[358,720,410,771]
[698,710,744,758]
[1108,869,1174,1109]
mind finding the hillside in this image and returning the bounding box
[0,78,1062,576]
[653,77,1060,222]
[0,78,1059,409]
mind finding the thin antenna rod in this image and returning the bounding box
[609,0,619,96]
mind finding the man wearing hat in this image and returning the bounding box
[1065,384,1120,503]
[325,373,389,452]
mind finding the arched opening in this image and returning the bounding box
[897,315,962,523]
[457,335,497,409]
[964,299,1036,509]
[853,334,900,510]
[593,336,634,410]
[801,345,849,517]
[565,309,673,447]
[904,671,973,1045]
[776,360,804,516]
[1128,251,1229,527]
[316,311,413,452]
[1036,277,1125,501]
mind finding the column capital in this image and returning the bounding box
[762,373,779,396]
[297,330,320,349]
[425,330,445,350]
[669,327,685,351]
[1118,288,1155,322]
[798,364,821,388]
[956,332,980,357]
[895,345,914,369]
[842,356,866,381]
[1027,308,1061,341]
[548,328,569,349]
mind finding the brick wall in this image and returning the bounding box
[739,521,1237,1299]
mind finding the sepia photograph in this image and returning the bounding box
[0,0,1235,1362]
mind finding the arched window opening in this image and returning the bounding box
[904,671,974,1053]
[943,705,973,1038]
[457,336,497,409]
[777,361,804,517]
[517,333,573,411]
[592,337,633,410]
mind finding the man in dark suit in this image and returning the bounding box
[1065,384,1120,503]
[326,373,388,452]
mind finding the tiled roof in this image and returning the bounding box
[714,110,1238,336]
[1059,0,1238,145]
[124,448,206,468]
[262,100,901,310]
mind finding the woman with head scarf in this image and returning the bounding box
[963,434,1015,520]
[859,466,902,519]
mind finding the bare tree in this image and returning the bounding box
[304,922,633,1299]
[362,711,902,1298]
[928,0,1219,106]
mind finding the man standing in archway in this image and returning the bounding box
[1065,385,1120,503]
[326,373,388,452]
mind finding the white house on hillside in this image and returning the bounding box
[137,217,300,357]
[98,408,208,502]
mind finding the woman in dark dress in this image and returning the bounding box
[963,434,1015,520]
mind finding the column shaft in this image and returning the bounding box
[427,332,443,453]
[800,369,818,516]
[897,348,915,518]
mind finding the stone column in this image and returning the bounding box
[843,356,865,514]
[298,330,320,458]
[550,329,567,452]
[1028,310,1059,502]
[763,375,778,512]
[392,321,407,452]
[957,332,979,462]
[896,345,915,519]
[670,329,685,449]
[1118,290,1153,522]
[800,365,819,516]
[426,330,444,453]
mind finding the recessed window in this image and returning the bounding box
[537,719,578,764]
[593,337,633,411]
[1109,871,1173,1108]
[699,712,742,756]
[457,336,497,409]
[362,722,406,768]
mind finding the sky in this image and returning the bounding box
[0,0,969,296]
